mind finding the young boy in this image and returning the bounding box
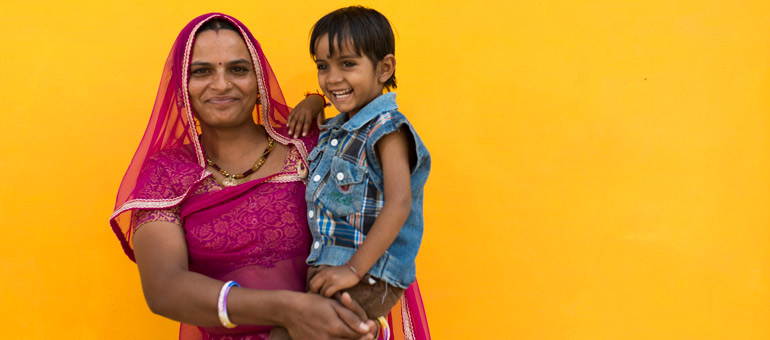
[274,6,431,340]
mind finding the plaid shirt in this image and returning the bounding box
[307,112,390,248]
[304,93,431,287]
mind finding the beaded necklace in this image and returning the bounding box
[204,135,275,187]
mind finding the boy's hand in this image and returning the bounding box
[308,265,361,298]
[287,95,326,138]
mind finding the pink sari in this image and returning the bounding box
[109,13,430,340]
[133,144,313,339]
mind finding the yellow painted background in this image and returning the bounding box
[1,0,769,339]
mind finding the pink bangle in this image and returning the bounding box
[345,261,363,280]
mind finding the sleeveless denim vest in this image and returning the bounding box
[305,92,431,288]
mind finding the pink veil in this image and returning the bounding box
[110,13,312,261]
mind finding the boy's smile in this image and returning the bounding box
[314,34,391,117]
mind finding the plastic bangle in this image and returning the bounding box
[217,280,240,328]
[304,91,331,107]
[345,261,363,280]
[377,316,391,340]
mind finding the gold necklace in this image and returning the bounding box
[205,135,275,187]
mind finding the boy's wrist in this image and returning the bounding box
[304,91,330,108]
[344,261,363,280]
[347,256,375,279]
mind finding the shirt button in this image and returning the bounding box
[313,241,320,249]
[336,172,345,181]
[308,210,314,219]
[313,174,321,182]
[330,139,339,147]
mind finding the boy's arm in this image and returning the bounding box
[286,94,326,138]
[309,126,412,298]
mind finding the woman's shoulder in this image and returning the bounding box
[135,144,202,199]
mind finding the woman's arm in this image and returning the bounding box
[133,220,373,339]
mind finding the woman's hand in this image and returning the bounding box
[287,94,326,138]
[308,265,361,298]
[283,292,374,340]
[339,292,378,340]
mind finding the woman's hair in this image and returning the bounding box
[196,18,240,36]
[310,6,397,90]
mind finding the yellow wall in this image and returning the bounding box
[1,0,768,338]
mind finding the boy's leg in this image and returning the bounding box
[344,274,405,319]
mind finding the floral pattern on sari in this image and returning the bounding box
[184,179,311,270]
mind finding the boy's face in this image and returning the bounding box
[314,34,386,117]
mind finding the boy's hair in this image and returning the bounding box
[310,6,397,90]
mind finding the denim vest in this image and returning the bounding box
[305,92,431,288]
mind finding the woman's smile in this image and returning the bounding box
[206,96,240,105]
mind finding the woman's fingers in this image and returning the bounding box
[331,299,372,334]
[340,293,375,340]
[339,292,368,320]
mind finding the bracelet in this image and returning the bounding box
[217,280,240,329]
[304,91,331,107]
[376,316,391,340]
[344,261,363,280]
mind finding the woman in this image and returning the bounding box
[110,13,429,340]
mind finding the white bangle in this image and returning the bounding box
[217,280,240,328]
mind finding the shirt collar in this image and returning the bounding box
[320,92,398,132]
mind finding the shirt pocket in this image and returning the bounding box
[318,157,367,217]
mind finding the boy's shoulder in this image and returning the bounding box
[352,94,409,131]
[367,109,408,132]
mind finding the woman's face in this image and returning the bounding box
[188,29,258,130]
